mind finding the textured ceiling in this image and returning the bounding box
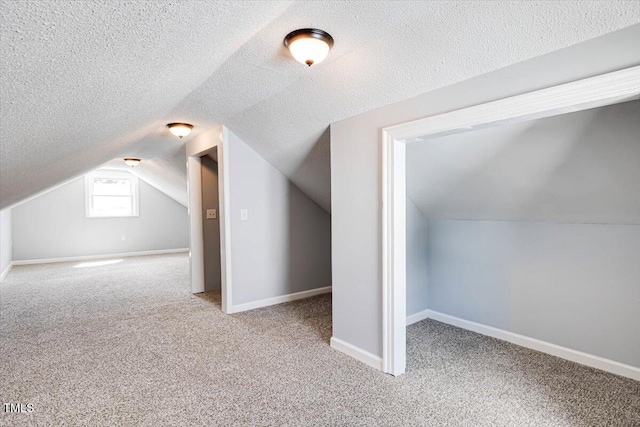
[0,0,292,208]
[406,100,640,224]
[2,1,639,211]
[99,153,189,207]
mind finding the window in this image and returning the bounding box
[85,170,139,218]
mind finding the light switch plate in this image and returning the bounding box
[240,209,248,221]
[206,209,217,219]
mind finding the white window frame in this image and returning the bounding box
[85,170,140,218]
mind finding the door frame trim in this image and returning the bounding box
[381,66,640,376]
[186,125,233,313]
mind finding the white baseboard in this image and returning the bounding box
[330,336,383,371]
[12,248,189,266]
[0,262,12,282]
[426,310,640,381]
[406,308,430,326]
[230,286,332,313]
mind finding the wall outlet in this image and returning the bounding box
[240,209,249,221]
[206,209,217,219]
[121,235,126,241]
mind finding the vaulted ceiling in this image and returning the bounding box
[406,100,640,225]
[1,1,639,210]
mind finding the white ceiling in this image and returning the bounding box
[0,0,292,208]
[406,100,640,224]
[2,1,639,210]
[99,155,189,207]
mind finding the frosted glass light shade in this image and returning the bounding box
[167,122,193,138]
[123,158,140,167]
[284,29,334,67]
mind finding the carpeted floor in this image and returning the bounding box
[1,253,638,426]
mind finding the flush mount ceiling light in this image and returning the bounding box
[167,122,193,139]
[124,158,141,167]
[284,28,334,67]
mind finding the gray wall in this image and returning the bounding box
[407,100,640,224]
[427,220,640,367]
[227,129,331,305]
[406,198,429,317]
[0,208,11,277]
[202,154,222,292]
[12,173,189,261]
[409,100,640,368]
[330,26,640,357]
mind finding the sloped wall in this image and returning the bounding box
[12,174,188,261]
[227,130,331,305]
[407,101,640,224]
[418,100,640,368]
[330,27,640,358]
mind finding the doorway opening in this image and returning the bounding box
[186,126,233,313]
[381,66,640,378]
[201,150,222,293]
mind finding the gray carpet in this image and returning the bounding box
[1,253,638,426]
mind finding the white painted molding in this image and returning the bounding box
[386,65,640,141]
[406,309,430,326]
[0,263,13,282]
[219,127,233,314]
[187,155,205,294]
[330,336,383,371]
[381,66,640,379]
[230,286,331,314]
[381,129,407,376]
[427,310,640,381]
[185,125,233,313]
[11,248,188,266]
[84,170,139,218]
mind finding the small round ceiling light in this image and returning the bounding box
[124,158,141,167]
[284,28,334,67]
[167,122,193,139]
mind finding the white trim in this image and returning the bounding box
[406,308,430,326]
[185,126,233,313]
[385,66,640,141]
[187,156,205,294]
[84,169,140,218]
[381,66,640,378]
[426,310,640,381]
[11,248,188,266]
[230,286,332,314]
[0,262,13,282]
[330,336,383,371]
[219,127,233,314]
[381,129,406,376]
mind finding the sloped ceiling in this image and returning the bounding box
[0,0,293,208]
[99,155,188,207]
[2,1,639,211]
[406,100,640,225]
